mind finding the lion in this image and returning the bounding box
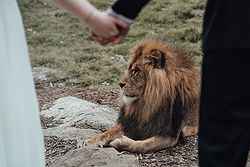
[86,39,200,153]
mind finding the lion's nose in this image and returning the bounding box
[119,82,126,88]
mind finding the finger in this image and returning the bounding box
[91,32,98,38]
[96,37,112,45]
[99,40,110,45]
[96,38,108,45]
[91,31,117,45]
[119,28,129,37]
[112,18,129,30]
[91,35,103,44]
[91,32,105,43]
[111,36,124,44]
[90,32,99,41]
[93,27,119,39]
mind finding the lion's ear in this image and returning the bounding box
[149,49,166,69]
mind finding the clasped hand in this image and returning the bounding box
[86,11,129,45]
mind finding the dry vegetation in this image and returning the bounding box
[20,0,205,87]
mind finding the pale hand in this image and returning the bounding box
[86,11,120,38]
[90,13,130,45]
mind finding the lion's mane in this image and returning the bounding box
[118,39,200,140]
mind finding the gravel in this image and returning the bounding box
[44,136,77,167]
[139,137,198,167]
[37,86,199,167]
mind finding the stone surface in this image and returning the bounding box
[43,127,99,148]
[32,67,57,82]
[41,97,139,167]
[40,96,118,131]
[50,147,139,167]
[41,96,250,167]
[43,127,98,140]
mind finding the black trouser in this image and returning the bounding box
[198,49,250,167]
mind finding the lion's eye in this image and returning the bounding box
[131,67,140,75]
[132,69,137,74]
[143,58,151,65]
[129,70,137,78]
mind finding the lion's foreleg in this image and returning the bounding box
[86,124,123,147]
[109,135,178,153]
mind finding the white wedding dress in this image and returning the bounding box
[0,0,45,166]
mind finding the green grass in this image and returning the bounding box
[20,0,204,87]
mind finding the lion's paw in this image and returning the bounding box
[85,136,110,148]
[109,136,133,151]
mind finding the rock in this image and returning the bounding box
[43,127,99,148]
[50,147,139,167]
[41,97,139,167]
[43,127,98,140]
[32,67,57,82]
[40,96,118,131]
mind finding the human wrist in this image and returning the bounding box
[106,8,133,26]
[83,9,96,23]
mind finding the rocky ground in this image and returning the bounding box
[35,70,250,167]
[37,83,199,167]
[36,73,250,167]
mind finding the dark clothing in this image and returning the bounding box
[199,2,250,166]
[202,1,250,51]
[112,0,250,166]
[111,0,150,20]
[198,50,250,167]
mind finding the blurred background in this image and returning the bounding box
[20,0,204,88]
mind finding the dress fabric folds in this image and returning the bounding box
[0,0,45,166]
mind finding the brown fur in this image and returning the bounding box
[87,39,200,153]
[122,39,199,126]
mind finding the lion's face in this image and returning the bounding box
[119,63,146,104]
[119,40,173,105]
